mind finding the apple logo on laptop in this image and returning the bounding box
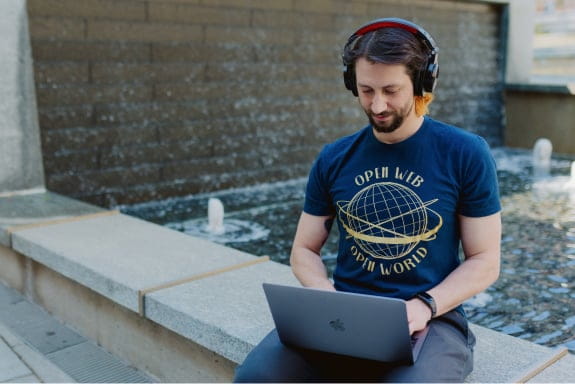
[329,318,346,332]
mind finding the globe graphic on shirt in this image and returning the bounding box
[337,182,443,260]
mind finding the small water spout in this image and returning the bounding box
[206,198,225,235]
[532,138,553,178]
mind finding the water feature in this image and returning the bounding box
[532,138,553,179]
[207,198,225,235]
[164,196,270,245]
[121,147,575,353]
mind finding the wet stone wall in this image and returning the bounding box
[28,0,505,207]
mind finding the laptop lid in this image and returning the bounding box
[262,283,428,364]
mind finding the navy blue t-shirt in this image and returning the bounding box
[304,116,501,300]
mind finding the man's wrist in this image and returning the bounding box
[414,291,437,318]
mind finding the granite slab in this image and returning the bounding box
[11,212,265,313]
[528,352,575,383]
[145,260,299,364]
[0,192,103,246]
[467,324,572,383]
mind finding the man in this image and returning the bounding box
[234,18,501,382]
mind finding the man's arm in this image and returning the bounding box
[290,212,336,291]
[406,212,501,334]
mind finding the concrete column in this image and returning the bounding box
[0,0,45,194]
[506,0,537,84]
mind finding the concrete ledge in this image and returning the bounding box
[506,82,575,95]
[524,348,575,383]
[468,324,573,383]
[0,192,103,247]
[146,261,299,364]
[0,190,574,382]
[10,211,270,313]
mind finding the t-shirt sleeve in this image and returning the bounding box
[458,136,501,217]
[303,147,335,217]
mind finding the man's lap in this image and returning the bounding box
[234,310,475,383]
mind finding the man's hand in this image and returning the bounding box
[406,298,432,335]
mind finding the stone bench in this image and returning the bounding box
[0,190,573,382]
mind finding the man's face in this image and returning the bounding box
[354,58,416,134]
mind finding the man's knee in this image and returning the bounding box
[384,312,474,382]
[233,329,317,382]
[233,355,317,383]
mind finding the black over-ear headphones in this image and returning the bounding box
[342,17,439,97]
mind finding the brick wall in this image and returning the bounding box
[27,0,505,207]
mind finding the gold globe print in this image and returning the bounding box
[337,182,443,260]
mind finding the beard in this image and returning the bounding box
[368,112,404,133]
[364,98,414,134]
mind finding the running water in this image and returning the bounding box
[206,198,225,235]
[163,196,270,245]
[532,137,553,179]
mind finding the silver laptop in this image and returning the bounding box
[262,283,429,364]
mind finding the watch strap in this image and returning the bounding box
[415,291,437,318]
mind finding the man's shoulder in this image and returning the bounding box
[424,117,489,150]
[425,117,476,138]
[321,125,371,156]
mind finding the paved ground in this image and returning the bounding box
[0,321,72,383]
[0,282,152,383]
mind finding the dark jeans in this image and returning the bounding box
[234,310,475,383]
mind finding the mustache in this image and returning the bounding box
[372,112,394,118]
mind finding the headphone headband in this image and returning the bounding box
[343,18,439,96]
[354,21,418,37]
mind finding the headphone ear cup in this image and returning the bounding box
[422,55,439,93]
[343,64,358,97]
[414,70,424,96]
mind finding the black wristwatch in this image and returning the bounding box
[415,292,437,318]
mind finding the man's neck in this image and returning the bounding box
[373,115,425,144]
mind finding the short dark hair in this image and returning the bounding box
[342,27,430,94]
